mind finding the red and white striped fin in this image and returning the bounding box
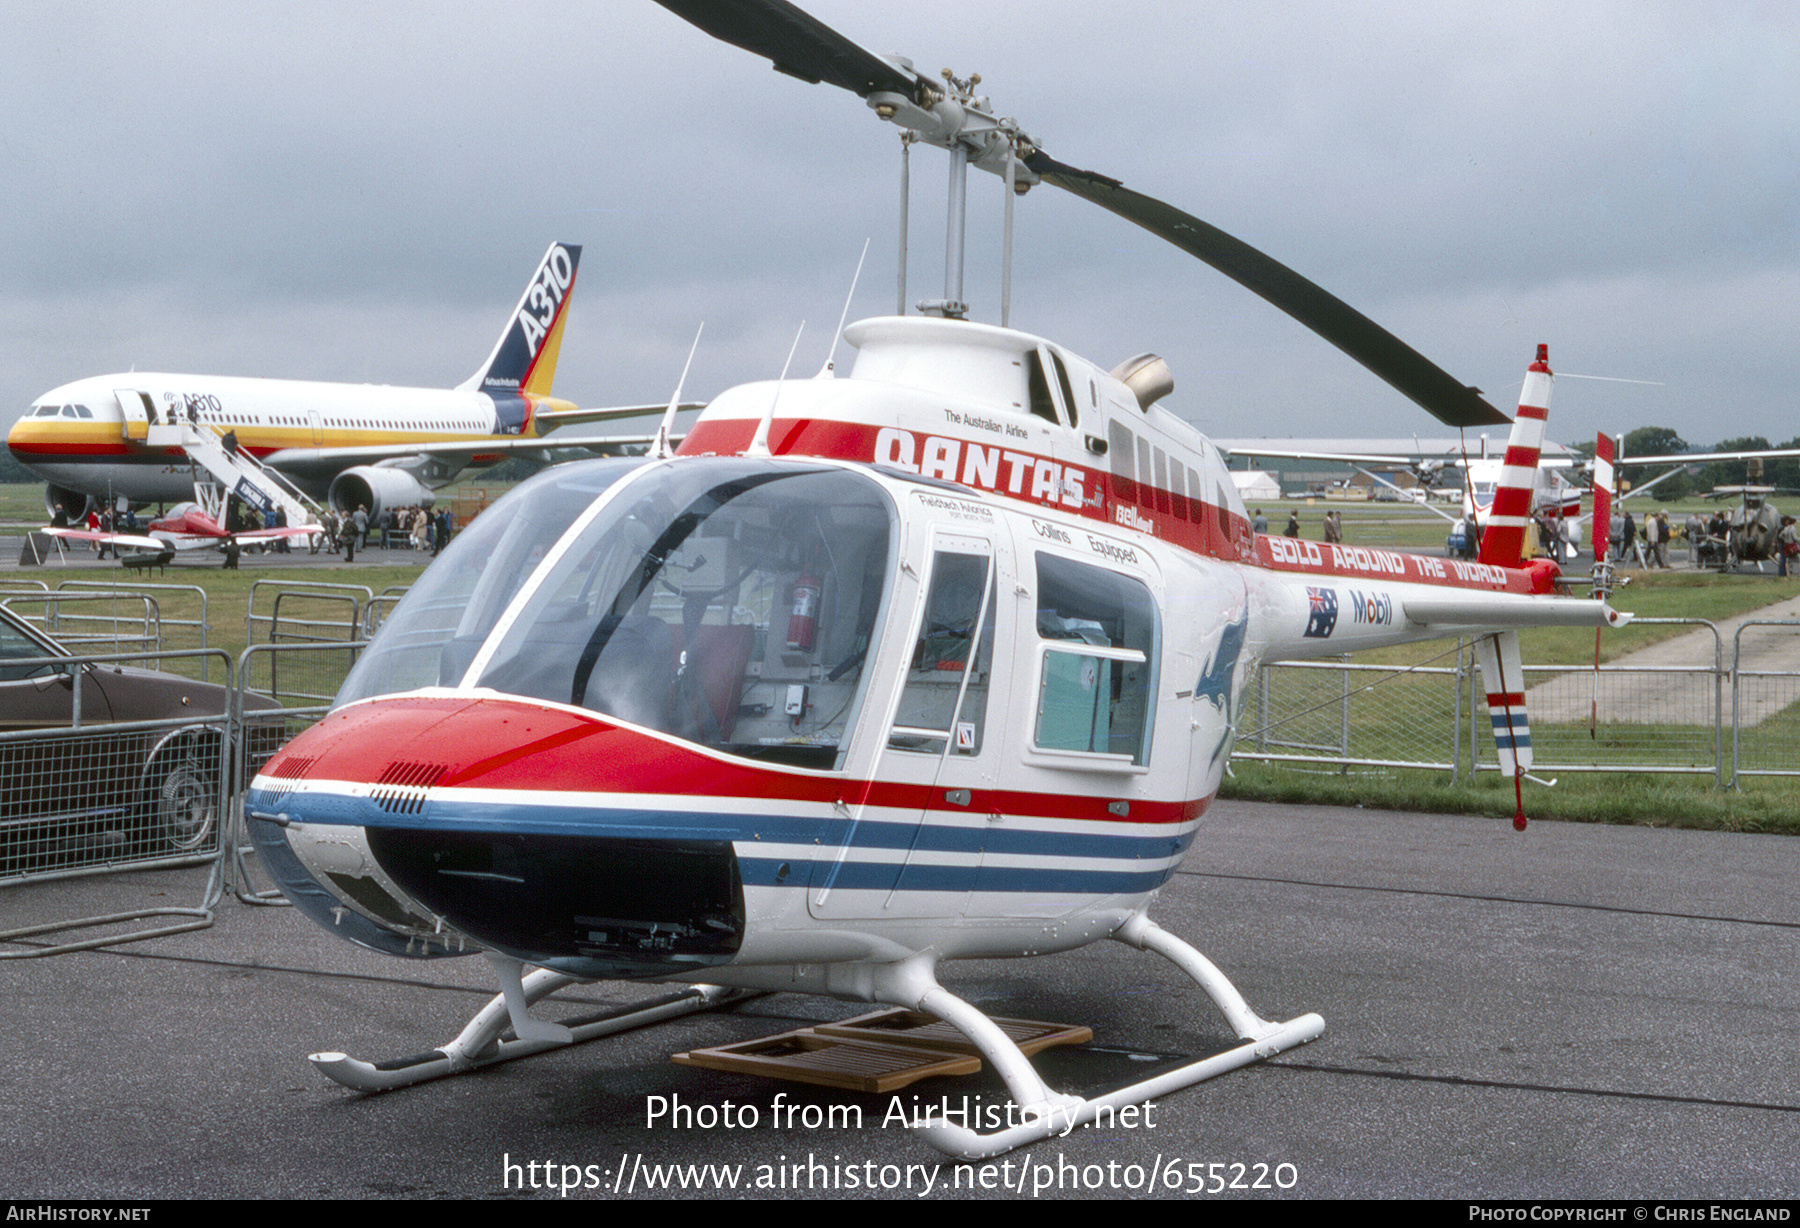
[1477,344,1554,568]
[1591,432,1615,560]
[1475,630,1532,776]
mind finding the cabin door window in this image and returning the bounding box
[886,539,996,757]
[1030,552,1159,767]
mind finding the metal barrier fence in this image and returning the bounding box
[365,585,410,636]
[0,633,365,951]
[237,639,368,711]
[0,582,376,950]
[1732,619,1800,781]
[246,580,373,703]
[57,581,212,676]
[1236,617,1800,788]
[2,590,162,655]
[0,647,237,888]
[246,579,373,646]
[1,582,213,680]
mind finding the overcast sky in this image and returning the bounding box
[5,1,1796,454]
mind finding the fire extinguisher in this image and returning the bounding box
[787,567,820,651]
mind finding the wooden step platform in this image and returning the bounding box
[672,1007,1093,1094]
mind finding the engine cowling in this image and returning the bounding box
[43,483,95,523]
[327,466,436,521]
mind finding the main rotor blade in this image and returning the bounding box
[654,0,918,97]
[1026,152,1511,429]
[652,1,1507,430]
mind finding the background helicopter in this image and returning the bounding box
[1604,447,1800,570]
[248,0,1625,1159]
[1681,458,1786,572]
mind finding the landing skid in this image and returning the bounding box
[309,967,760,1093]
[894,914,1323,1160]
[309,918,1321,1162]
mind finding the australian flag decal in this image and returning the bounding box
[1304,586,1339,638]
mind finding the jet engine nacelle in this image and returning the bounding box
[43,483,95,523]
[327,466,436,521]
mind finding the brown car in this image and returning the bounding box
[0,606,287,877]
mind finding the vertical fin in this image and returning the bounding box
[1591,432,1615,562]
[1588,432,1618,739]
[458,243,583,397]
[1477,344,1553,568]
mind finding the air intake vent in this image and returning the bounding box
[371,761,448,816]
[259,754,317,805]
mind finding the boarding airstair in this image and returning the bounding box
[177,424,320,531]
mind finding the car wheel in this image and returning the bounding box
[141,730,221,854]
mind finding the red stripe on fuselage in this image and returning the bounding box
[678,416,1256,564]
[1254,535,1540,592]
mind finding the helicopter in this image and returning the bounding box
[244,0,1627,1160]
[1601,448,1800,571]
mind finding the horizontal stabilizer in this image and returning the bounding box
[1403,596,1627,629]
[533,402,704,430]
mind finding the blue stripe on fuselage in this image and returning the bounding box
[250,785,1197,896]
[738,855,1179,895]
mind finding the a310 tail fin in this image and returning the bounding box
[459,243,582,397]
[1477,344,1553,569]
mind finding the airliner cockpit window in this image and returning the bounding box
[334,458,644,707]
[475,461,896,771]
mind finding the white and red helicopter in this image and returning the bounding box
[246,0,1627,1159]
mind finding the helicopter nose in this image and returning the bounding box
[250,693,750,977]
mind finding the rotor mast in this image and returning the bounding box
[869,65,1039,321]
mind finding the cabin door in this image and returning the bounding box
[807,531,1000,921]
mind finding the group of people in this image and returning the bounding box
[1251,508,1345,544]
[312,504,455,562]
[1249,501,1800,576]
[75,505,140,558]
[1607,508,1685,569]
[388,505,450,553]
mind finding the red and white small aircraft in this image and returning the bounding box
[245,0,1627,1159]
[43,500,319,561]
[1220,434,1588,559]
